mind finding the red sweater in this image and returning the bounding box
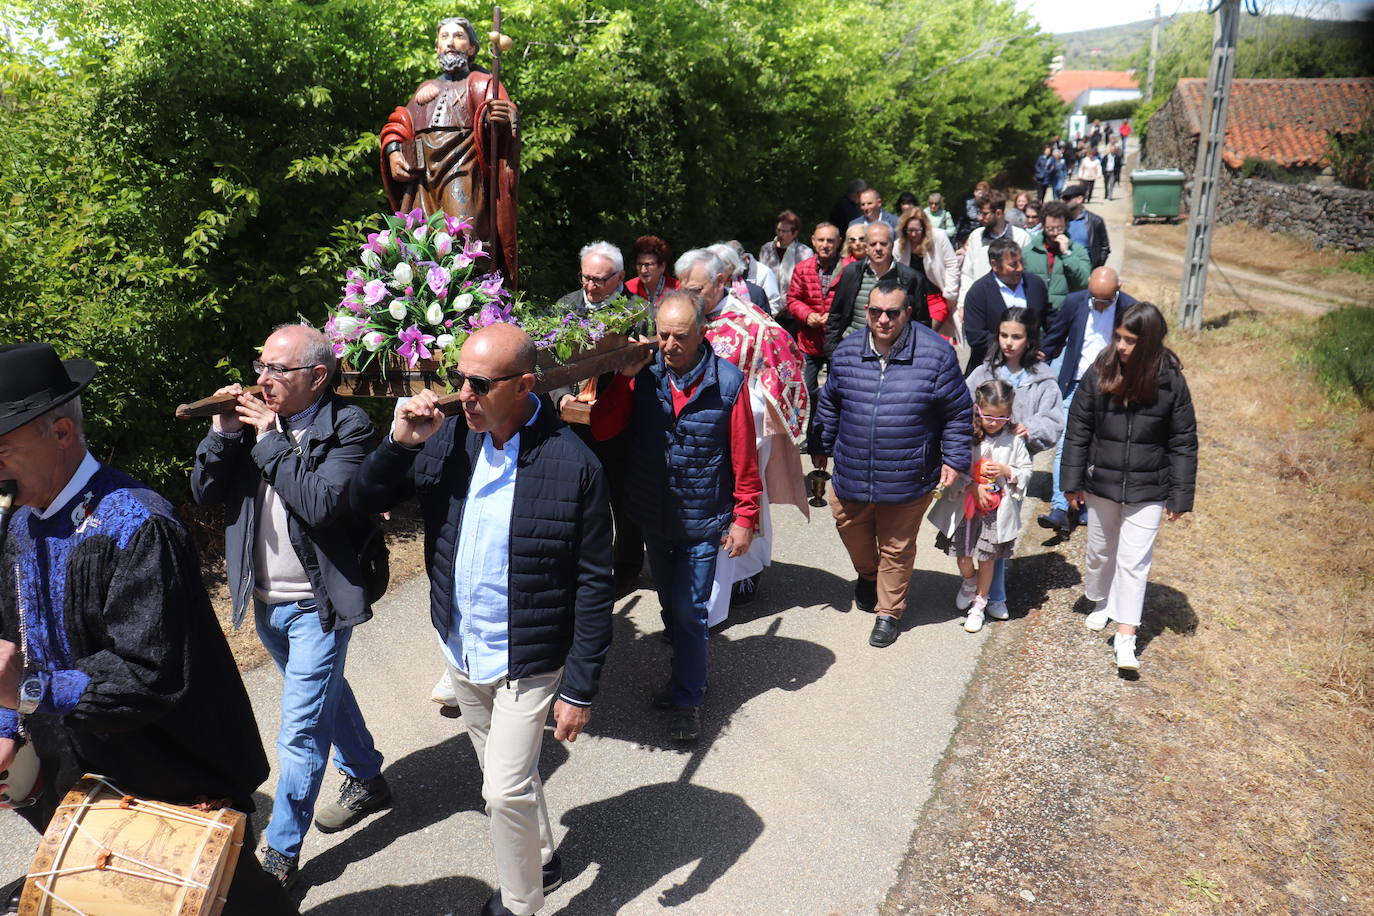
[592,370,761,529]
[786,255,842,356]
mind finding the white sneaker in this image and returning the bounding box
[964,596,987,633]
[430,669,459,706]
[1114,633,1139,671]
[955,577,978,611]
[1084,599,1111,631]
[986,600,1009,621]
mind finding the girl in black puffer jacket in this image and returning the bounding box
[1061,302,1198,672]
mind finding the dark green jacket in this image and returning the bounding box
[1022,237,1090,312]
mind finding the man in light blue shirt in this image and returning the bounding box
[352,323,613,916]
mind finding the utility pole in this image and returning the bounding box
[1146,4,1161,101]
[1177,0,1243,331]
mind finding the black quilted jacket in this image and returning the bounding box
[350,403,613,705]
[1061,358,1198,513]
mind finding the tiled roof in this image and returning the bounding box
[1046,70,1140,105]
[1174,77,1374,169]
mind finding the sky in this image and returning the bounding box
[1017,0,1373,35]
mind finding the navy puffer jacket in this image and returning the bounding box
[811,323,973,503]
[625,348,746,543]
[350,402,613,706]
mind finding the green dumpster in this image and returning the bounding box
[1130,168,1187,222]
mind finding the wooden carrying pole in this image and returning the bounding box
[487,6,502,275]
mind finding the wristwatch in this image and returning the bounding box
[16,674,42,716]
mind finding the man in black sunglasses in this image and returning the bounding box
[351,323,613,916]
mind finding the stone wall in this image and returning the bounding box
[1217,178,1374,251]
[1140,92,1197,178]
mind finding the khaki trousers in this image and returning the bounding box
[829,493,933,618]
[448,665,561,916]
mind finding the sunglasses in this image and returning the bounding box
[865,307,904,321]
[448,370,523,396]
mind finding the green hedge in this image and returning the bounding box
[1082,98,1142,123]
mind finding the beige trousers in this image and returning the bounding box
[448,665,561,915]
[829,493,934,618]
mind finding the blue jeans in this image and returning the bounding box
[643,536,719,707]
[1051,379,1078,513]
[989,558,1008,603]
[256,599,383,858]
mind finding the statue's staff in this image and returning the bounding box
[487,7,505,275]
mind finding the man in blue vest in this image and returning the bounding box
[594,293,762,743]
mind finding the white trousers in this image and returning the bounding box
[1083,494,1164,628]
[448,665,560,916]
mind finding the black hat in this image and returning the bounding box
[1060,183,1085,200]
[0,343,98,437]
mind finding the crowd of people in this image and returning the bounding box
[0,147,1197,915]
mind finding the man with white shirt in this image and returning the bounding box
[958,189,1032,310]
[1037,267,1137,534]
[959,237,1049,373]
[351,323,613,916]
[846,188,900,232]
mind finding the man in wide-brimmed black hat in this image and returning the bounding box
[0,342,298,914]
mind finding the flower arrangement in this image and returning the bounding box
[325,209,650,380]
[324,208,513,372]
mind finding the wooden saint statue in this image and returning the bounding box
[380,16,520,288]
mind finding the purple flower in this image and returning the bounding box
[469,300,514,329]
[364,279,388,306]
[407,207,425,229]
[396,325,436,367]
[427,266,451,299]
[478,273,505,297]
[454,237,485,269]
[364,232,385,254]
[445,215,474,237]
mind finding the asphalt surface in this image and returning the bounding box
[2,179,1136,915]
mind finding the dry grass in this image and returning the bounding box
[1131,222,1374,304]
[1110,305,1374,913]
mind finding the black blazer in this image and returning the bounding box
[961,271,1050,374]
[1074,209,1112,269]
[1042,289,1138,395]
[824,259,932,355]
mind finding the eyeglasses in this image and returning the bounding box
[976,407,1011,424]
[865,307,904,321]
[580,272,616,285]
[448,370,524,397]
[253,360,316,380]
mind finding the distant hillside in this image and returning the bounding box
[1054,13,1374,73]
[1054,19,1154,69]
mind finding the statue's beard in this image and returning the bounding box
[439,51,470,76]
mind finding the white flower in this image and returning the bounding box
[453,293,473,311]
[435,333,455,349]
[361,249,380,270]
[377,229,392,248]
[362,331,386,351]
[333,315,362,337]
[434,232,452,257]
[414,226,429,242]
[426,303,445,325]
[388,300,408,320]
[392,262,413,286]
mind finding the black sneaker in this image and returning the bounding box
[543,852,563,894]
[260,846,299,891]
[314,771,392,833]
[730,572,760,607]
[669,706,700,743]
[853,577,877,613]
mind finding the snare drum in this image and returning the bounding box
[20,774,246,916]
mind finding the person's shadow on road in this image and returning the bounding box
[294,732,569,896]
[553,781,763,913]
